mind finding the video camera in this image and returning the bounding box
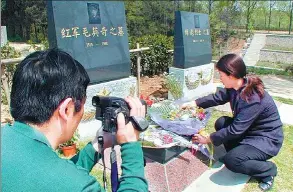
[92,96,149,133]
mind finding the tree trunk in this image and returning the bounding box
[268,1,272,32]
[6,0,16,38]
[265,14,267,28]
[246,0,251,33]
[34,23,38,42]
[289,0,293,35]
[209,0,212,15]
[26,26,31,41]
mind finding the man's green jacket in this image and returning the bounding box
[1,121,148,191]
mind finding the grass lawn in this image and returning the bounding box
[204,109,293,192]
[76,140,112,191]
[273,96,293,105]
[242,124,293,192]
[256,61,292,70]
[263,45,293,52]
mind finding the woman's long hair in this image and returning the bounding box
[216,53,265,101]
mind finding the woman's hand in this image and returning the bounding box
[180,100,197,109]
[192,134,211,144]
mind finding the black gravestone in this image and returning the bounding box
[174,11,212,69]
[47,1,130,83]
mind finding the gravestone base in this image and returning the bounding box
[78,76,137,139]
[168,63,215,101]
[84,76,137,112]
[145,150,209,192]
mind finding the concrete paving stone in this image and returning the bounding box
[243,34,267,66]
[278,104,293,125]
[183,162,250,192]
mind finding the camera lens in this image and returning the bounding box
[92,96,100,107]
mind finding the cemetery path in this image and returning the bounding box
[243,33,266,66]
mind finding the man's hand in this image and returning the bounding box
[116,96,145,144]
[181,100,197,109]
[192,134,211,144]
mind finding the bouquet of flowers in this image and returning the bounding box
[148,100,211,136]
[139,125,213,160]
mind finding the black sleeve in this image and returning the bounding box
[210,100,262,146]
[195,87,230,109]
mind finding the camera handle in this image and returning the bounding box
[97,135,108,191]
[98,129,119,192]
[110,128,119,192]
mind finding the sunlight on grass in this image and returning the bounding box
[77,140,112,191]
[205,109,232,134]
[90,167,111,191]
[204,110,293,192]
[263,45,293,52]
[273,96,293,105]
[256,61,291,70]
[242,124,293,192]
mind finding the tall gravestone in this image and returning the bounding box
[47,1,137,138]
[169,11,215,101]
[47,1,131,83]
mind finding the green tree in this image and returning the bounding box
[268,0,276,31]
[240,0,258,33]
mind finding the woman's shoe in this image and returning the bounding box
[258,176,274,191]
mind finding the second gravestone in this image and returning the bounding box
[169,11,215,101]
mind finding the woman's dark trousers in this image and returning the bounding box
[215,116,277,182]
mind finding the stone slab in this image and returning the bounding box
[278,104,293,125]
[183,162,250,192]
[84,76,137,112]
[1,26,7,47]
[168,63,214,101]
[78,119,102,140]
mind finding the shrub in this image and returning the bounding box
[129,34,173,77]
[1,43,21,105]
[285,65,293,75]
[247,66,290,76]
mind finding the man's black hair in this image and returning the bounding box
[10,48,90,124]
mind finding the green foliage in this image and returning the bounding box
[90,168,111,191]
[256,61,292,71]
[8,35,23,42]
[263,45,293,52]
[1,0,6,10]
[163,72,183,100]
[1,43,21,104]
[285,65,293,75]
[129,34,173,77]
[1,43,21,59]
[273,96,293,105]
[247,66,290,76]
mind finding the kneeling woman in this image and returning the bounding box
[186,54,283,191]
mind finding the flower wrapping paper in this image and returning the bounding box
[148,101,211,136]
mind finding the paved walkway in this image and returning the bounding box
[243,34,267,66]
[183,162,250,192]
